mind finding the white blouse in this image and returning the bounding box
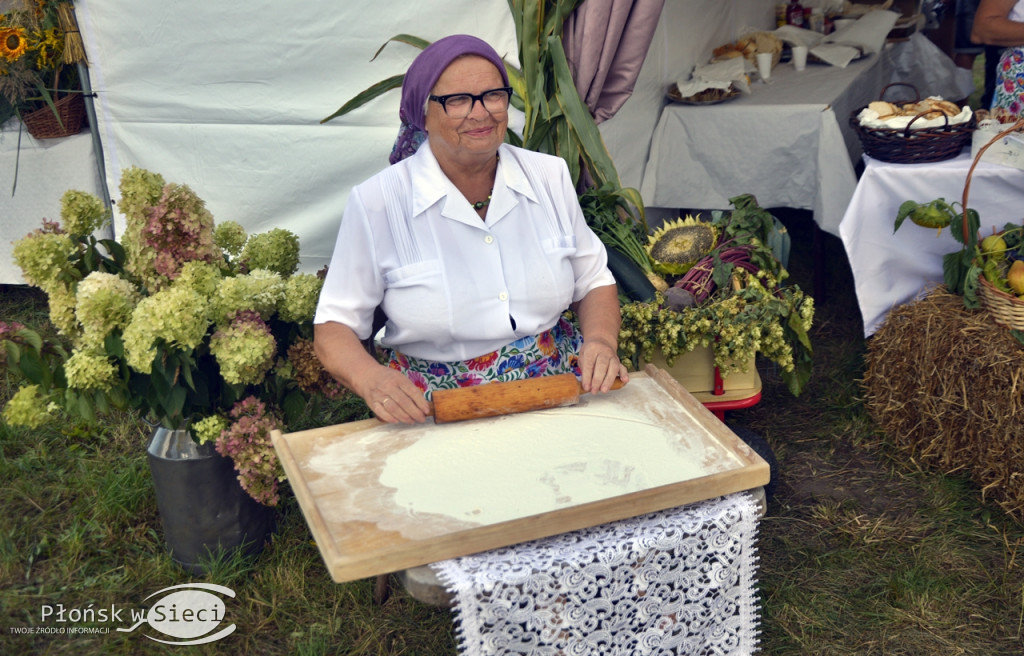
[1013,0,1024,22]
[314,142,616,362]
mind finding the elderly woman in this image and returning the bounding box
[314,35,628,424]
[973,0,1024,114]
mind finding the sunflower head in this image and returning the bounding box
[645,215,719,276]
[0,28,29,62]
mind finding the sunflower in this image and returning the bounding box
[645,215,719,276]
[32,27,63,70]
[0,27,29,62]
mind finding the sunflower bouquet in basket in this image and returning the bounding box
[0,1,84,128]
[618,194,815,396]
[2,167,344,506]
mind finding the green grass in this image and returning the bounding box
[2,214,1024,654]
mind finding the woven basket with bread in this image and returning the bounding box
[850,83,976,163]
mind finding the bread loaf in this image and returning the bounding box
[868,101,899,117]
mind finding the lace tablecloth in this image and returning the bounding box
[431,492,761,656]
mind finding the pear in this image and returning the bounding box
[981,234,1008,256]
[1007,259,1024,295]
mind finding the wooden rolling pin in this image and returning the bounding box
[429,373,625,424]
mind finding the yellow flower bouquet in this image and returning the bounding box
[1,1,84,132]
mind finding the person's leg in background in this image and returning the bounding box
[953,0,985,104]
[925,0,958,58]
[982,44,1002,108]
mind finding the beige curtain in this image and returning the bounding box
[562,0,666,124]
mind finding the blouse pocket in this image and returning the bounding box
[383,259,441,286]
[543,235,577,254]
[540,235,577,310]
[381,259,448,338]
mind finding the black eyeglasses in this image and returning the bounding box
[428,87,513,119]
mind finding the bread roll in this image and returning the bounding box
[713,43,741,58]
[868,101,898,115]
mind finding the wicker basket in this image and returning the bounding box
[965,118,1024,330]
[977,275,1024,330]
[21,93,86,139]
[850,83,975,164]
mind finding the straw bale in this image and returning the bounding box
[862,287,1024,522]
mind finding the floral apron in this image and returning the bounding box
[385,316,582,401]
[993,47,1024,117]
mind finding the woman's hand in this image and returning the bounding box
[572,284,629,393]
[313,321,431,424]
[578,337,629,393]
[358,366,432,424]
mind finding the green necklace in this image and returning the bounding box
[472,190,492,211]
[472,154,499,210]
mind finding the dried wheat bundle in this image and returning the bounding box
[862,286,1024,522]
[57,2,87,65]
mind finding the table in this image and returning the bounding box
[274,367,768,654]
[838,151,1024,337]
[638,53,893,237]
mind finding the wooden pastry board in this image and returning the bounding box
[271,365,770,583]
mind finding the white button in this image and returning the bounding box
[484,235,494,244]
[499,292,508,301]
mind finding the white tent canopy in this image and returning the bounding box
[2,1,972,284]
[2,1,776,283]
[75,0,520,276]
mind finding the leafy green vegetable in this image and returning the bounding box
[579,183,656,280]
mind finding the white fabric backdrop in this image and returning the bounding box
[68,0,773,278]
[4,1,972,283]
[1,124,108,285]
[73,0,519,275]
[8,0,761,283]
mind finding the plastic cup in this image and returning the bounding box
[792,45,808,71]
[756,52,773,82]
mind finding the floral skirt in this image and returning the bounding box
[993,47,1024,116]
[385,316,582,401]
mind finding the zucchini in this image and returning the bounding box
[605,245,657,302]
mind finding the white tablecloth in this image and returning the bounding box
[432,492,760,656]
[838,152,1024,337]
[639,53,892,237]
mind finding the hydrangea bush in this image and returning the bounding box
[2,167,343,506]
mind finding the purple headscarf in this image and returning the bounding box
[389,34,509,164]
